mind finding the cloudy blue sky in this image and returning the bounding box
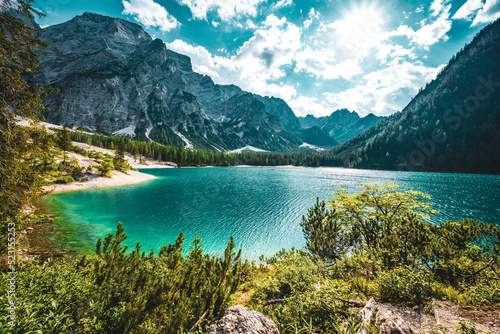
[36,0,500,117]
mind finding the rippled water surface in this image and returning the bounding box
[46,168,500,260]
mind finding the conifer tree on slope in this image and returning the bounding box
[0,0,52,249]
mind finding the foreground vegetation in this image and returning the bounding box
[2,222,249,333]
[2,184,500,333]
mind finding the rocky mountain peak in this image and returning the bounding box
[79,11,114,23]
[166,49,193,73]
[38,11,152,65]
[21,10,366,151]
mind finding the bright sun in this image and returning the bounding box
[333,2,387,53]
[344,3,382,27]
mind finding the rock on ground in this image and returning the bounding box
[358,298,413,334]
[357,298,500,334]
[208,305,279,334]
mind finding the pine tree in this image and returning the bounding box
[57,124,72,170]
[113,138,128,171]
[0,0,53,249]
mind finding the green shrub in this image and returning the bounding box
[454,319,483,334]
[375,266,432,306]
[68,158,84,180]
[54,175,75,184]
[251,250,322,302]
[431,283,465,304]
[95,158,114,177]
[461,281,500,306]
[0,224,247,333]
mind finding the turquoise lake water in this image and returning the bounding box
[45,167,500,260]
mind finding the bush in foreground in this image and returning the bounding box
[0,223,251,333]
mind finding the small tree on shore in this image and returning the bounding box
[96,156,114,177]
[57,124,72,170]
[113,138,129,172]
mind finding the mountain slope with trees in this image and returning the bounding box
[319,19,500,174]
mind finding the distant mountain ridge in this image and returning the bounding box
[323,18,500,174]
[299,109,384,143]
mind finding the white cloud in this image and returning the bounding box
[411,13,452,45]
[246,19,256,29]
[295,48,362,80]
[376,43,416,64]
[324,61,443,116]
[430,0,449,17]
[165,39,222,79]
[303,8,319,29]
[234,14,302,85]
[273,0,293,10]
[390,3,452,46]
[391,46,417,59]
[388,24,414,39]
[179,0,265,21]
[166,14,301,101]
[303,18,313,28]
[288,96,332,117]
[263,13,286,27]
[321,11,386,59]
[453,0,484,20]
[472,0,500,25]
[376,43,395,63]
[122,0,179,32]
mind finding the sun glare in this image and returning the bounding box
[343,3,382,27]
[333,1,387,54]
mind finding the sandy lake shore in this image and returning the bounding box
[42,141,176,195]
[43,169,158,194]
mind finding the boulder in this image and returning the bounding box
[208,305,279,334]
[358,298,414,334]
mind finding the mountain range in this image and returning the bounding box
[9,5,499,173]
[18,11,381,152]
[299,109,384,144]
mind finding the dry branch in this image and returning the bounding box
[189,308,210,332]
[263,296,365,308]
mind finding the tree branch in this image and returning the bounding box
[337,297,365,308]
[490,265,500,279]
[189,308,210,332]
[263,298,285,307]
[464,276,500,281]
[262,296,365,308]
[462,257,494,278]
